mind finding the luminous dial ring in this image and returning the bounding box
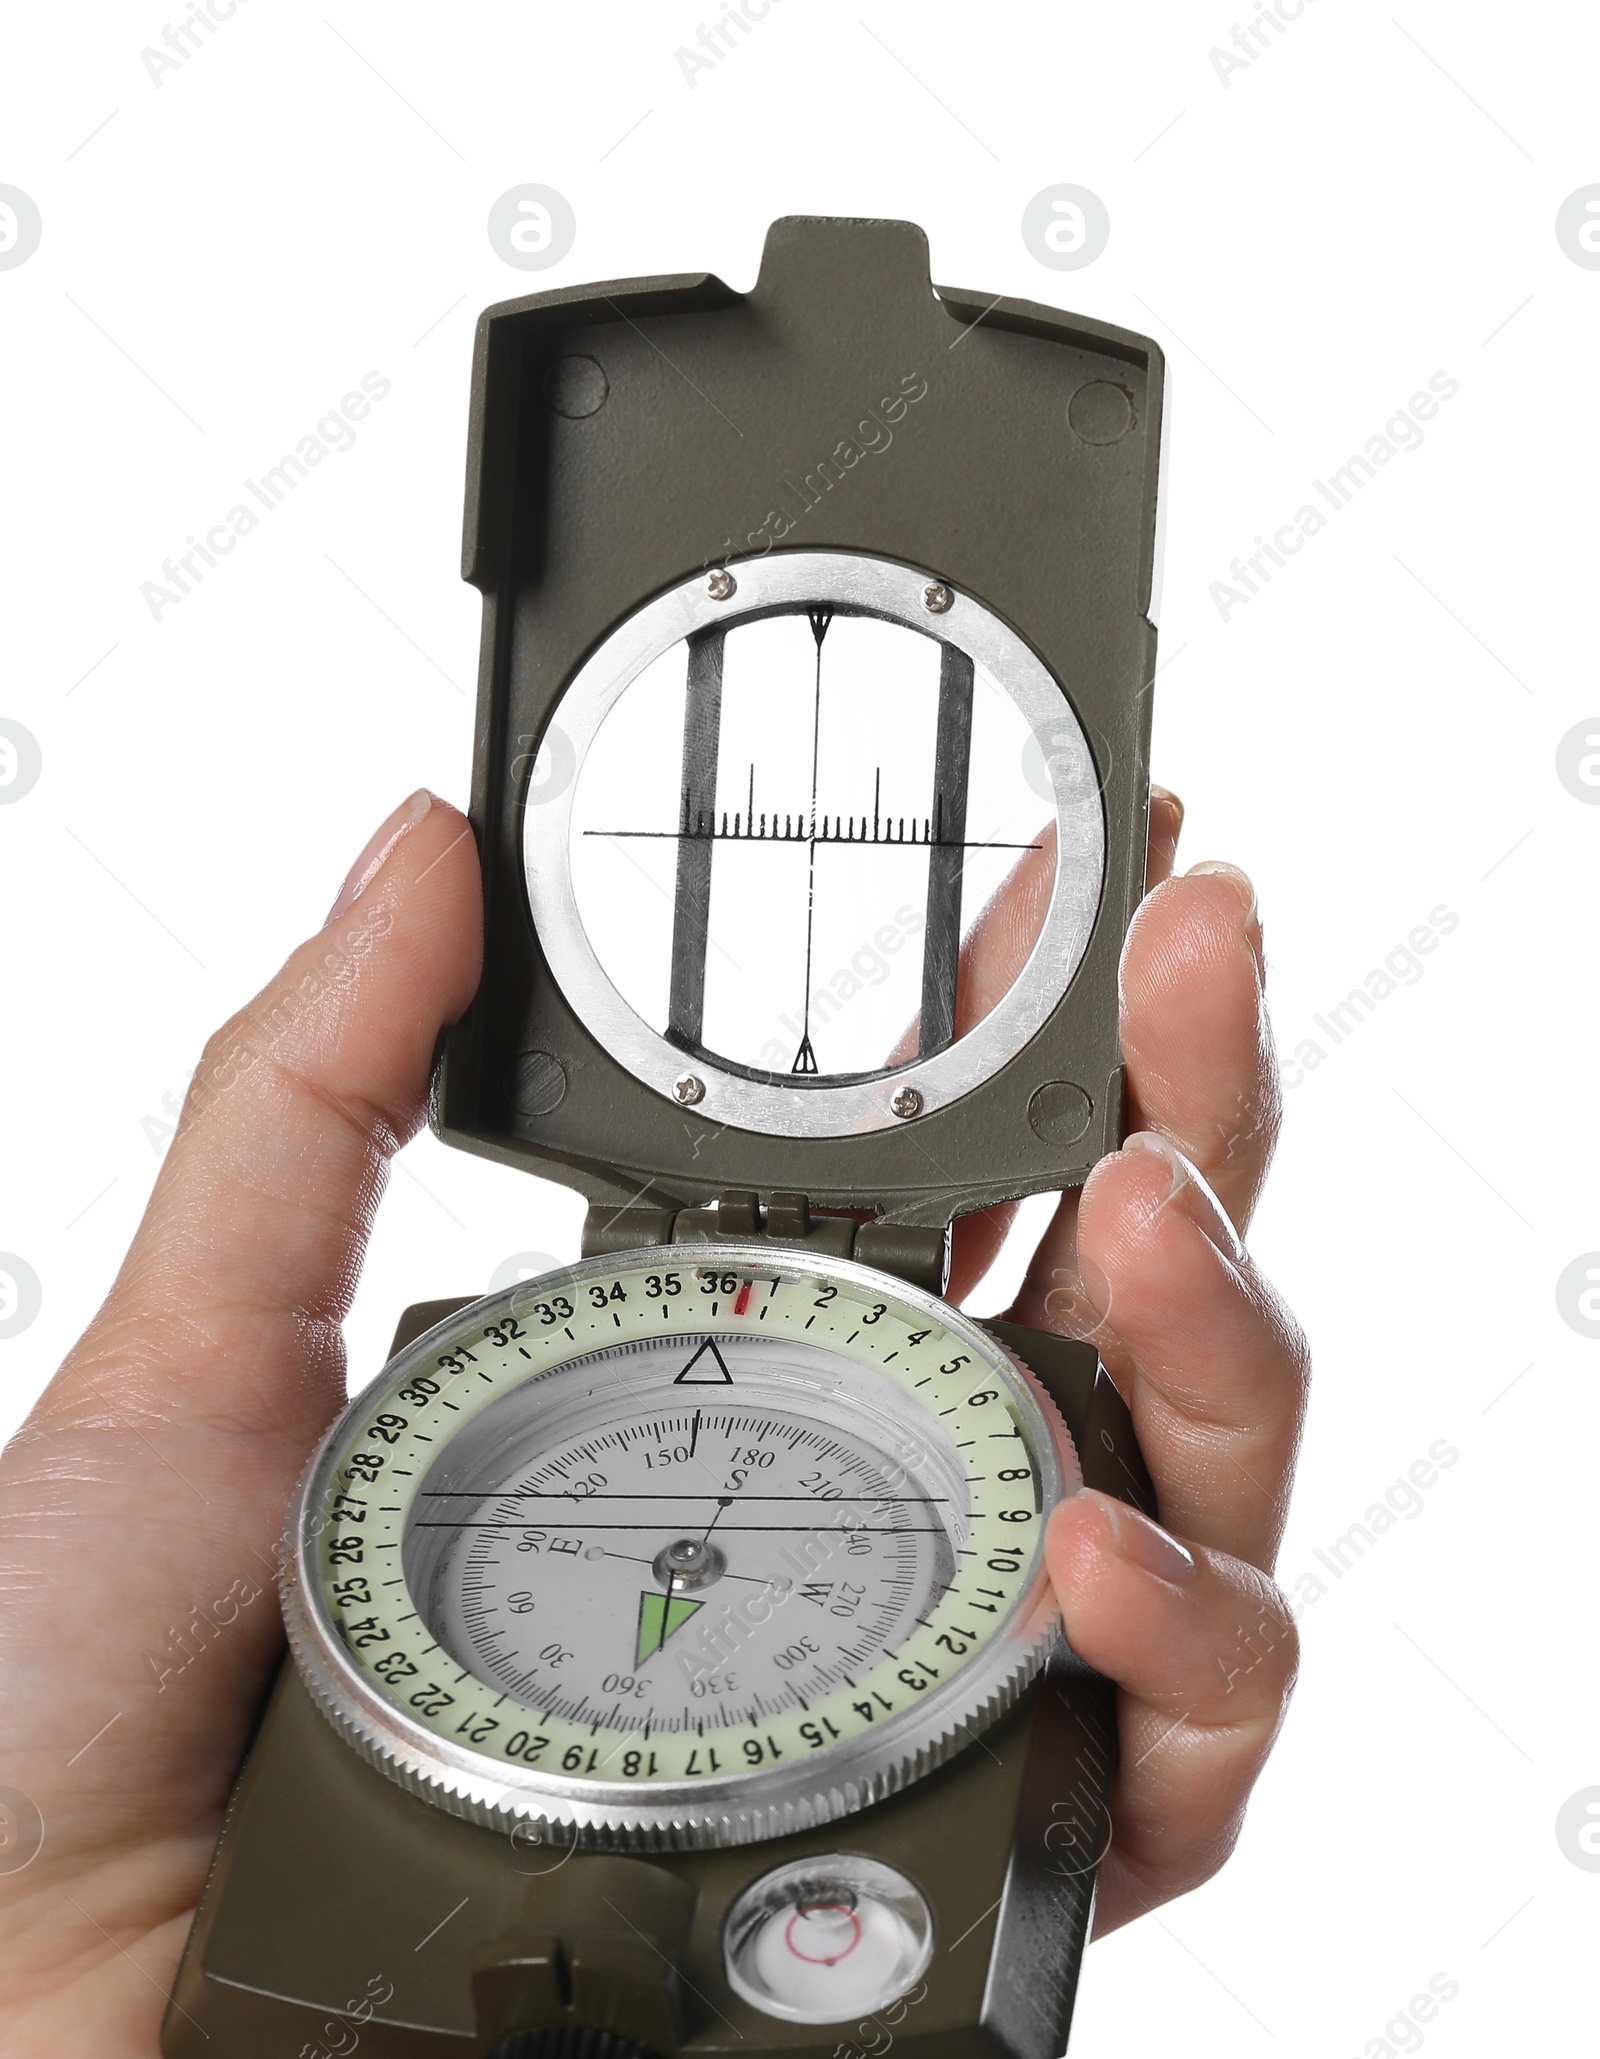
[283,1247,1076,1850]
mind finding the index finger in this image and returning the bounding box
[1121,861,1278,1233]
[38,791,482,1442]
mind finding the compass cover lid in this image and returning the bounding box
[433,215,1165,1229]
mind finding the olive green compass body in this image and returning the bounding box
[163,217,1165,2059]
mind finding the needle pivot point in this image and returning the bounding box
[652,1536,727,1593]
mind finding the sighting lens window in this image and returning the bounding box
[568,607,1051,1085]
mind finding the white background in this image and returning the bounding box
[3,2,1597,2052]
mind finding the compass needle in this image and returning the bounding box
[635,1589,703,1666]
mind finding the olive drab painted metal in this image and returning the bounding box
[162,217,1166,2059]
[434,213,1163,1226]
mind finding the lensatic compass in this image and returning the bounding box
[164,217,1166,2059]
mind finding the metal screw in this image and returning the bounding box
[673,1073,706,1106]
[890,1086,923,1120]
[922,582,953,614]
[707,569,736,601]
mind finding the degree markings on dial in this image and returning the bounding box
[317,1263,1049,1785]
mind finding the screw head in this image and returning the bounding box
[890,1086,923,1120]
[922,582,953,614]
[707,569,737,601]
[673,1073,706,1106]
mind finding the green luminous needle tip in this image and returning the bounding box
[635,1589,703,1666]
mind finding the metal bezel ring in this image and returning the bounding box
[281,1247,1078,1851]
[522,550,1106,1139]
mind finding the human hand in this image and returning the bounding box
[0,780,1302,2059]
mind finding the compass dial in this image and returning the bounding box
[284,1249,1076,1848]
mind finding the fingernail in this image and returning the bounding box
[1121,1130,1243,1258]
[1149,782,1185,828]
[1122,1129,1188,1200]
[327,790,432,922]
[1186,860,1263,974]
[1102,1497,1198,1583]
[1186,859,1257,923]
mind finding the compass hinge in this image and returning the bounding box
[581,1192,950,1295]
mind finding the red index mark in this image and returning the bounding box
[733,1282,752,1316]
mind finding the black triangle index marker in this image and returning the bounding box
[673,1338,734,1385]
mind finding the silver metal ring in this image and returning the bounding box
[280,1246,1075,1850]
[523,550,1105,1138]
